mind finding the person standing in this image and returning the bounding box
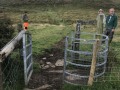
[105,8,118,43]
[22,11,29,30]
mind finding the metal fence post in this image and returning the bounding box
[23,33,33,86]
[23,33,28,85]
[63,37,68,84]
[74,22,81,59]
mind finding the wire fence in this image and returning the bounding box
[63,22,120,86]
[0,13,25,90]
[63,32,109,85]
[1,44,24,90]
[0,30,33,90]
[95,46,120,82]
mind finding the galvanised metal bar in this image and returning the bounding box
[63,32,108,85]
[23,33,33,86]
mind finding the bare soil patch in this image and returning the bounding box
[27,39,65,90]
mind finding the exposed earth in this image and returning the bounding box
[27,39,65,90]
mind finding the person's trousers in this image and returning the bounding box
[104,29,114,43]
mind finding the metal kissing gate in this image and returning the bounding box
[23,33,33,85]
[63,22,109,86]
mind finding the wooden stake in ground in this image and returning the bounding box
[97,14,104,34]
[88,40,100,86]
[96,14,104,39]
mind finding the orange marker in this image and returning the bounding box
[23,22,29,30]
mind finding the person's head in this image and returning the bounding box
[109,8,115,15]
[98,9,104,14]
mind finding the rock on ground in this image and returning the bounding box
[55,59,64,67]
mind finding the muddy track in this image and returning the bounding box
[27,39,65,90]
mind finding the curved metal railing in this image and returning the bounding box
[63,32,109,85]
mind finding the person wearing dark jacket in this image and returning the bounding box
[105,8,118,43]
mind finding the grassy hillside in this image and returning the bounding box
[1,1,120,24]
[1,2,120,90]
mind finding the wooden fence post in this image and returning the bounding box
[97,14,104,34]
[96,14,104,39]
[74,22,81,59]
[88,40,100,86]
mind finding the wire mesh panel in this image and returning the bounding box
[95,46,120,82]
[0,31,33,90]
[1,46,24,90]
[63,32,109,85]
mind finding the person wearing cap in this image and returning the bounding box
[105,8,118,43]
[22,11,29,30]
[96,9,106,34]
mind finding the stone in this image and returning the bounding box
[50,64,56,68]
[42,57,46,60]
[49,54,54,56]
[42,65,49,69]
[36,84,52,90]
[55,59,64,67]
[46,62,51,65]
[39,60,44,65]
[66,75,82,81]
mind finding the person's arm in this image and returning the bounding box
[113,15,118,30]
[103,14,106,27]
[106,16,108,25]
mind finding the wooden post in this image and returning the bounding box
[0,30,26,62]
[96,14,104,39]
[97,14,104,34]
[88,40,100,86]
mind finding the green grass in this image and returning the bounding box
[29,24,74,56]
[6,6,97,24]
[1,4,107,24]
[1,2,120,90]
[63,33,120,90]
[63,81,120,90]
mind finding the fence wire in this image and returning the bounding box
[63,25,120,87]
[95,45,120,82]
[1,46,24,90]
[63,32,109,85]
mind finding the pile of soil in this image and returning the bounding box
[28,39,65,90]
